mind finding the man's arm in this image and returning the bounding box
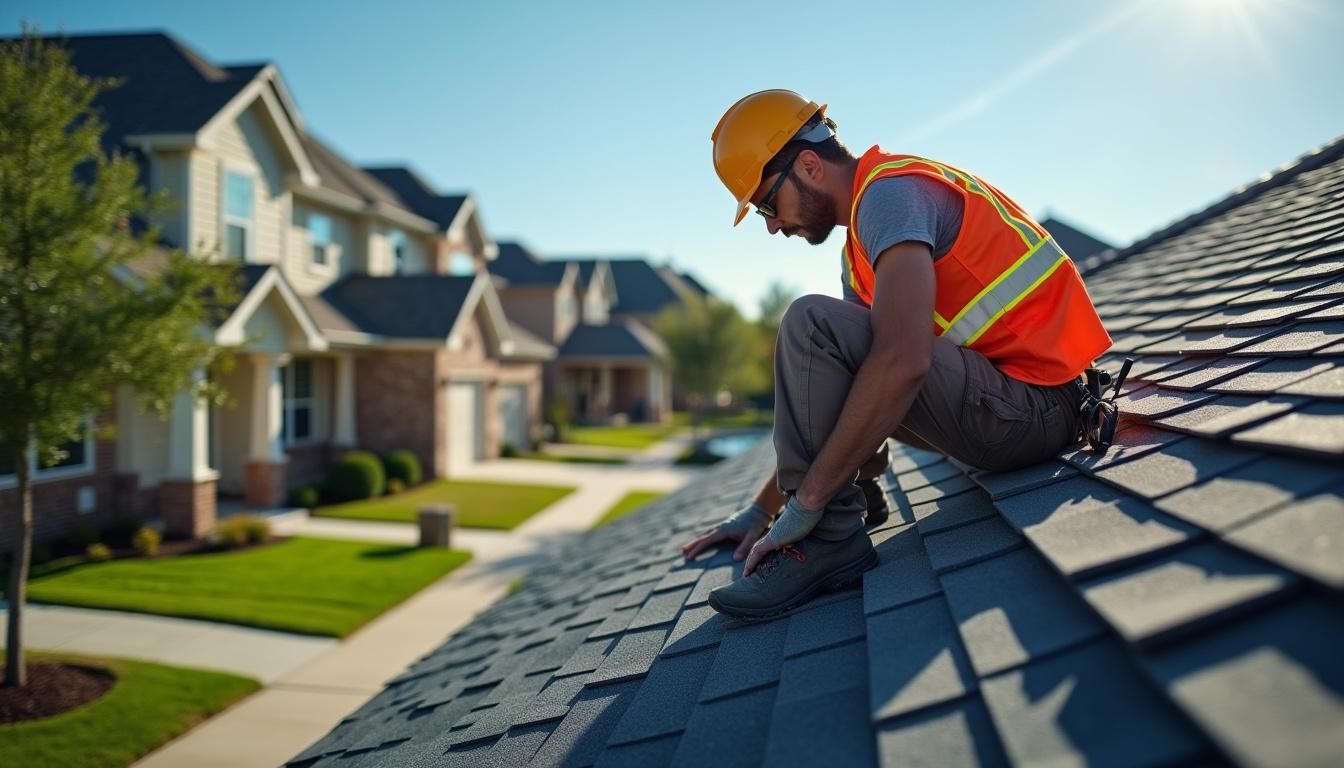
[744,242,934,573]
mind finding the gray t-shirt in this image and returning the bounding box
[841,175,964,304]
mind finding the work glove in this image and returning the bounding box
[743,495,824,576]
[680,501,773,562]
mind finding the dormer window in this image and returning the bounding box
[223,171,255,261]
[309,213,337,268]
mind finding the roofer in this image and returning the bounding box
[683,89,1113,620]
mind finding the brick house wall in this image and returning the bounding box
[355,349,440,481]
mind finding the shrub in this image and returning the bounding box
[243,516,271,544]
[382,449,422,488]
[212,515,271,549]
[500,442,518,459]
[132,527,161,557]
[85,543,113,562]
[545,399,572,442]
[386,478,405,495]
[289,485,319,509]
[325,450,385,502]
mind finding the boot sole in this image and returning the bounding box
[708,548,880,622]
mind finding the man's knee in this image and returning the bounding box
[779,294,851,337]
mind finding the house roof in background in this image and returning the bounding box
[559,321,667,360]
[363,166,471,232]
[289,131,1344,768]
[318,274,477,339]
[1040,215,1115,261]
[300,133,405,209]
[489,242,570,287]
[567,258,697,316]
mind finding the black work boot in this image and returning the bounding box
[707,530,879,621]
[857,478,890,528]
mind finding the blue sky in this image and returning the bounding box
[7,0,1343,317]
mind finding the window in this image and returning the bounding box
[281,359,314,444]
[390,230,407,274]
[0,421,94,485]
[309,213,334,267]
[223,171,255,261]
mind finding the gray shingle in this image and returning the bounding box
[996,477,1202,579]
[660,604,729,658]
[868,596,976,722]
[593,732,681,767]
[1145,596,1344,768]
[898,460,964,492]
[1226,488,1344,587]
[1208,357,1336,394]
[1156,356,1269,390]
[1155,454,1339,532]
[1080,540,1299,644]
[1185,298,1336,330]
[670,686,777,768]
[607,647,717,745]
[686,564,735,608]
[765,648,876,766]
[922,516,1024,574]
[875,697,1008,768]
[1115,385,1217,419]
[864,525,942,616]
[1153,394,1305,436]
[1092,438,1261,499]
[626,585,692,630]
[981,641,1209,768]
[1277,362,1344,397]
[940,548,1107,678]
[1058,423,1186,473]
[970,461,1079,500]
[586,626,670,686]
[905,474,978,505]
[1232,320,1344,356]
[697,620,789,702]
[912,490,999,535]
[1233,401,1344,456]
[527,681,641,768]
[1134,325,1281,355]
[783,593,866,658]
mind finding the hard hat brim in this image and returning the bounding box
[733,200,749,226]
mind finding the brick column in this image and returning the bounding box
[162,369,219,538]
[245,353,289,509]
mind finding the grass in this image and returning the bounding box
[565,423,679,450]
[591,490,666,529]
[512,451,627,465]
[673,409,774,430]
[0,653,259,768]
[24,537,471,637]
[315,479,575,529]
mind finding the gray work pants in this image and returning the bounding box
[774,294,1083,541]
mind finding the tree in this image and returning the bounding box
[653,297,759,439]
[0,32,239,688]
[752,281,799,402]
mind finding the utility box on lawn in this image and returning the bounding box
[418,504,455,548]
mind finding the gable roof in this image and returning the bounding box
[289,138,1344,768]
[490,242,571,287]
[1040,215,1114,262]
[362,166,471,232]
[567,258,692,316]
[559,321,668,361]
[318,274,477,340]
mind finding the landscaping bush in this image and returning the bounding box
[289,485,319,509]
[325,450,386,502]
[85,543,113,562]
[500,442,518,459]
[211,515,271,549]
[132,527,161,557]
[382,449,422,488]
[386,478,405,495]
[243,516,271,544]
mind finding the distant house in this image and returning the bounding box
[1040,215,1116,263]
[0,32,553,548]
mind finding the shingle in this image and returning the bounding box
[651,568,703,593]
[888,447,947,474]
[995,477,1202,579]
[1232,320,1344,356]
[864,525,942,615]
[1233,401,1344,456]
[686,564,734,608]
[593,732,681,768]
[898,460,964,492]
[585,626,670,686]
[1092,438,1261,499]
[980,641,1209,768]
[783,593,867,658]
[922,516,1024,574]
[660,604,729,658]
[1153,394,1304,437]
[585,605,639,640]
[1058,423,1185,472]
[697,619,789,702]
[867,596,977,722]
[1134,325,1281,355]
[912,490,998,535]
[1208,357,1336,394]
[1155,356,1268,390]
[1155,454,1339,532]
[607,647,717,745]
[1278,362,1344,397]
[904,474,977,505]
[1145,596,1344,768]
[1080,541,1299,644]
[526,682,641,768]
[670,685,777,768]
[1228,277,1329,306]
[1115,385,1217,418]
[940,548,1108,678]
[1184,298,1336,330]
[1299,299,1344,321]
[875,697,1009,768]
[970,461,1079,500]
[1271,254,1344,284]
[1226,488,1344,587]
[775,638,867,706]
[626,585,692,630]
[1117,354,1187,380]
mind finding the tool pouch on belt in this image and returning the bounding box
[1076,358,1135,454]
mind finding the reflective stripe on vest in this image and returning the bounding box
[942,236,1069,346]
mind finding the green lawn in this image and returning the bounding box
[565,423,680,450]
[0,653,258,768]
[24,537,471,637]
[513,451,627,465]
[315,479,575,529]
[592,490,666,529]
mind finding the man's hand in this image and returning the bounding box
[741,495,825,576]
[681,502,772,561]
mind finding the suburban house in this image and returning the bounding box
[1041,215,1116,263]
[290,133,1344,768]
[0,32,554,548]
[488,245,707,425]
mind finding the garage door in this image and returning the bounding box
[448,381,484,467]
[498,384,529,451]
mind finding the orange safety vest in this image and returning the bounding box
[843,147,1112,386]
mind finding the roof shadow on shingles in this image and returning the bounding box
[287,136,1344,768]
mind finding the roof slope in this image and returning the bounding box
[1039,215,1114,261]
[288,136,1344,767]
[568,259,690,316]
[319,275,475,339]
[490,242,570,286]
[363,166,470,231]
[560,322,667,360]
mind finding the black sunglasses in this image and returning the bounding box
[754,153,799,219]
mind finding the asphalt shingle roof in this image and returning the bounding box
[559,322,667,360]
[1040,216,1115,262]
[568,258,695,316]
[490,242,570,286]
[288,135,1344,767]
[363,166,470,232]
[319,275,475,339]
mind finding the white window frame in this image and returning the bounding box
[220,163,258,262]
[281,359,317,447]
[0,417,96,489]
[306,212,339,276]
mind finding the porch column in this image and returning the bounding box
[598,365,613,419]
[244,353,289,509]
[645,364,661,423]
[333,352,357,447]
[161,369,218,538]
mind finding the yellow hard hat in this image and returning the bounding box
[712,90,827,226]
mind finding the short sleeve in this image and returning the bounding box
[855,175,957,267]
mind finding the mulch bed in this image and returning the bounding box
[0,661,116,724]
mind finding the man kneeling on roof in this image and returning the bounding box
[682,90,1113,620]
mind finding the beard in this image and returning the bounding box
[793,179,836,246]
